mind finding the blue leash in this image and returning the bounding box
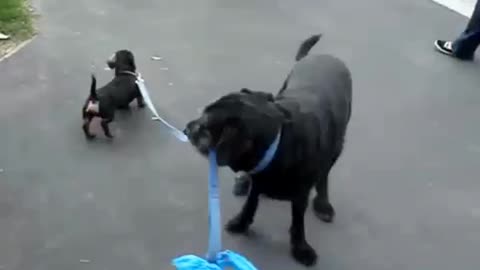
[134,73,258,269]
[135,73,189,142]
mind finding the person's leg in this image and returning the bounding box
[435,0,480,60]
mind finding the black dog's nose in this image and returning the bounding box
[184,121,202,138]
[184,121,195,136]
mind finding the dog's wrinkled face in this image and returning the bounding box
[184,88,280,167]
[107,50,136,72]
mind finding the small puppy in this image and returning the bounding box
[184,34,352,266]
[82,50,145,140]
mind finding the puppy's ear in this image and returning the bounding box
[240,88,253,94]
[241,88,274,102]
[264,93,274,102]
[126,52,136,71]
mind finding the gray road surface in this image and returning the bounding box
[1,0,480,269]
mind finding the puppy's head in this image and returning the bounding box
[107,50,136,72]
[184,88,282,168]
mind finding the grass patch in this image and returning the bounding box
[0,0,34,40]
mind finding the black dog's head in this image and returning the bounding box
[184,88,284,169]
[107,50,136,73]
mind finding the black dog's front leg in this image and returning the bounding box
[225,187,259,234]
[290,196,317,266]
[101,118,114,138]
[232,171,251,197]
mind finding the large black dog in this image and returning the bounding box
[82,50,145,140]
[184,34,352,266]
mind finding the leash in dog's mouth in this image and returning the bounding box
[134,73,189,142]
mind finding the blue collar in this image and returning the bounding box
[248,129,281,174]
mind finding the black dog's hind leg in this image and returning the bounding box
[82,115,96,140]
[101,118,114,138]
[313,143,343,223]
[313,171,336,223]
[290,195,317,266]
[225,185,259,234]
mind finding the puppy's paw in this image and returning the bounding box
[103,132,114,139]
[312,196,335,223]
[85,134,96,140]
[225,216,249,234]
[291,242,317,267]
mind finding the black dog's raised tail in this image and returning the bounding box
[89,74,98,100]
[295,34,322,61]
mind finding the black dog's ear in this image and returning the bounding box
[215,120,252,166]
[216,125,238,166]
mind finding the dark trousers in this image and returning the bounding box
[453,0,480,59]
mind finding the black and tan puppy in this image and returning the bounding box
[82,50,145,139]
[184,34,352,266]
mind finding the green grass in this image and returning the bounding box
[0,0,33,40]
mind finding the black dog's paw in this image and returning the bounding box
[232,172,250,197]
[232,179,250,197]
[225,216,249,234]
[312,196,335,223]
[291,242,317,267]
[138,103,146,109]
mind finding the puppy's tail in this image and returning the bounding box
[89,74,98,101]
[295,34,322,61]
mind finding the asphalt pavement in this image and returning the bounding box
[1,0,480,269]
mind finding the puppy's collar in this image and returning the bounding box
[248,129,281,175]
[119,70,138,77]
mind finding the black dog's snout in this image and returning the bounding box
[184,121,198,137]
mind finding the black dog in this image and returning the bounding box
[82,50,145,139]
[184,34,352,266]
